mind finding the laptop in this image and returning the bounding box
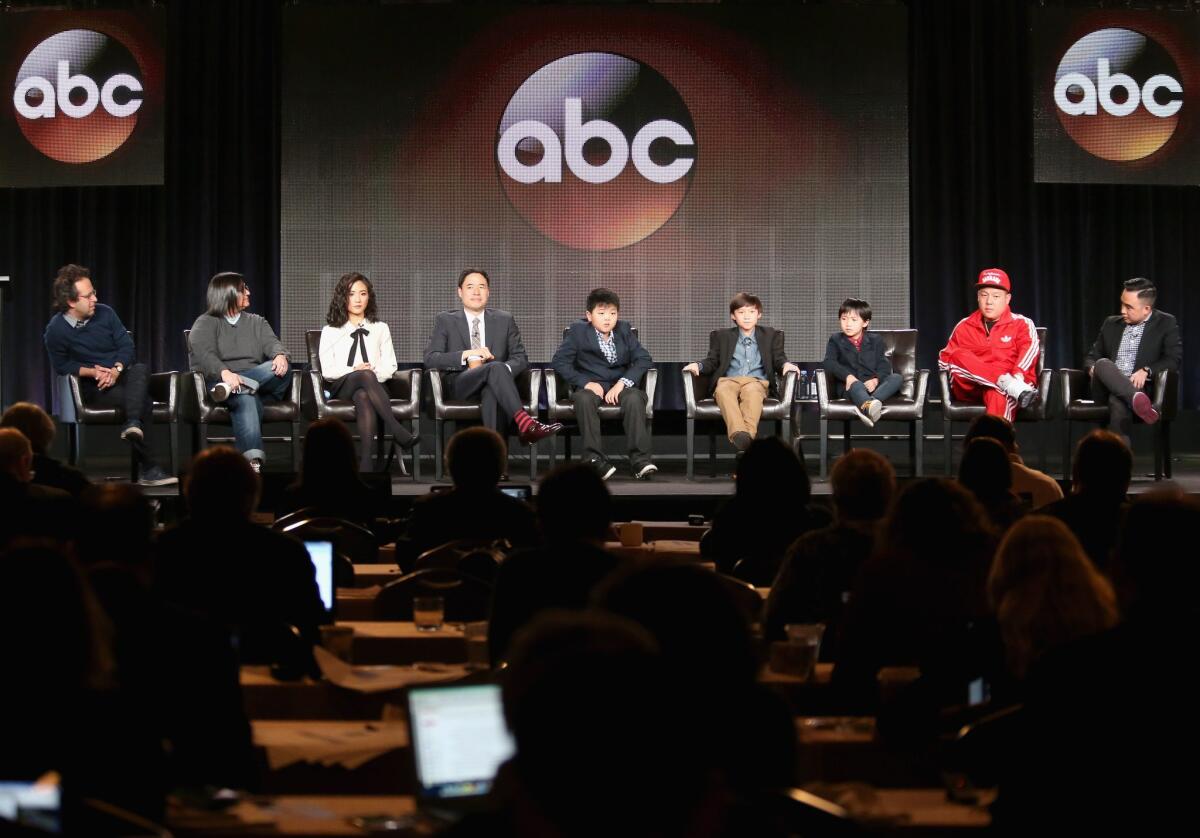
[0,777,60,833]
[304,539,336,618]
[406,683,516,820]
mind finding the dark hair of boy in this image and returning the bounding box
[586,288,620,312]
[838,298,872,322]
[729,292,762,314]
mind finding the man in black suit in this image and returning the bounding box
[684,292,800,450]
[551,288,656,480]
[1083,277,1182,445]
[423,269,561,444]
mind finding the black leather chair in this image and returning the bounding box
[805,329,928,480]
[545,327,658,469]
[53,333,181,479]
[373,567,493,622]
[939,326,1051,474]
[304,330,420,479]
[1060,367,1178,481]
[182,329,303,469]
[427,367,542,482]
[682,364,797,480]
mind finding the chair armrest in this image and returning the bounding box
[526,368,542,414]
[288,370,303,409]
[937,369,954,408]
[182,370,208,422]
[815,369,831,412]
[308,369,328,417]
[386,368,422,414]
[644,368,658,419]
[912,369,930,416]
[778,369,797,406]
[1060,368,1087,411]
[148,371,180,418]
[1037,367,1053,404]
[428,369,447,416]
[545,368,561,406]
[1155,369,1178,419]
[68,374,86,414]
[682,370,698,418]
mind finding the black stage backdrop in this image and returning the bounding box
[1,0,1197,411]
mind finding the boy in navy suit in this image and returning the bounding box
[684,292,800,451]
[822,298,902,427]
[551,289,655,480]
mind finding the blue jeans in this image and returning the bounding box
[847,373,902,408]
[210,361,292,462]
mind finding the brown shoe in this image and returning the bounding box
[519,420,564,445]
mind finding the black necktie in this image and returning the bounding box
[347,327,370,366]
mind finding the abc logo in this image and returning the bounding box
[1053,28,1183,162]
[12,29,145,164]
[496,52,696,251]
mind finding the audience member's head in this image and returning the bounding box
[300,417,359,487]
[77,484,155,569]
[1072,430,1132,499]
[535,463,612,544]
[0,427,34,482]
[963,413,1018,455]
[593,562,758,688]
[1,402,56,456]
[831,448,895,522]
[988,516,1118,678]
[1112,491,1200,622]
[185,446,259,521]
[502,610,708,837]
[736,436,810,507]
[959,436,1014,500]
[446,426,506,489]
[881,478,995,566]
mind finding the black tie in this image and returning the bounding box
[347,327,370,366]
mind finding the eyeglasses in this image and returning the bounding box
[78,290,97,300]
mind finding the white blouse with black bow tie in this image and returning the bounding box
[318,319,398,383]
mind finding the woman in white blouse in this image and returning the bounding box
[319,273,417,471]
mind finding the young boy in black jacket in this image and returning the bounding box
[822,298,902,427]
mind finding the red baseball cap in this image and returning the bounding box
[975,268,1011,292]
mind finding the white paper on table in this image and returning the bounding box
[254,722,410,770]
[313,645,468,694]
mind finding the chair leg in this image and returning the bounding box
[908,421,917,475]
[943,419,953,476]
[565,433,572,461]
[819,418,829,480]
[914,419,924,477]
[292,421,301,471]
[435,420,445,482]
[411,419,421,482]
[170,422,180,476]
[686,417,695,481]
[780,417,791,450]
[843,421,852,455]
[708,433,717,478]
[68,423,80,468]
[1154,424,1164,481]
[1062,420,1072,482]
[129,440,138,483]
[529,440,537,483]
[198,422,209,454]
[1038,423,1048,474]
[1163,421,1172,479]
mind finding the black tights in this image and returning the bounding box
[335,371,412,471]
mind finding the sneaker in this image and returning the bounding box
[249,458,263,474]
[1131,391,1160,424]
[590,459,617,481]
[137,465,178,487]
[120,421,144,442]
[634,463,658,480]
[731,431,753,451]
[866,399,883,424]
[1016,388,1040,410]
[210,382,232,403]
[856,401,876,428]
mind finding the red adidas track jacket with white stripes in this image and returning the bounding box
[938,309,1039,387]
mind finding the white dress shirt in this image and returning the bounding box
[319,319,398,383]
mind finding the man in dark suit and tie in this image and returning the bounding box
[1084,277,1182,446]
[552,288,656,480]
[684,292,800,449]
[423,269,562,444]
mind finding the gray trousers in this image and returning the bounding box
[571,387,652,470]
[1092,358,1141,443]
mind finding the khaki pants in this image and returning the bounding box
[714,376,770,441]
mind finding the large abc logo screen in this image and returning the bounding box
[496,52,696,251]
[13,28,144,163]
[1053,28,1183,162]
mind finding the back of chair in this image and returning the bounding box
[1034,326,1047,374]
[876,329,918,400]
[305,329,323,374]
[279,517,379,564]
[373,567,493,622]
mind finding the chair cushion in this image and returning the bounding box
[1065,400,1110,421]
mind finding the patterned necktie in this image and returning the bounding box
[347,327,370,366]
[471,317,481,349]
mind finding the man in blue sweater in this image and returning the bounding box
[43,264,176,485]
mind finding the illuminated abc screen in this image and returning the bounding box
[281,5,909,362]
[0,9,164,187]
[1034,8,1200,185]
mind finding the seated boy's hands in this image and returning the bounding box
[604,381,625,404]
[782,362,800,376]
[585,382,605,398]
[683,363,700,376]
[864,377,878,393]
[845,374,859,388]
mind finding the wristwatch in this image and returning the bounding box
[114,363,124,374]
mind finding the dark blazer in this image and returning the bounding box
[695,326,790,398]
[1083,310,1182,377]
[822,332,894,396]
[551,319,652,390]
[422,308,530,381]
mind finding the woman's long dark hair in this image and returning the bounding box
[326,272,377,327]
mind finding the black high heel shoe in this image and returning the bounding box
[383,441,411,477]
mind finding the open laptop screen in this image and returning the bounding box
[408,684,515,800]
[304,540,335,614]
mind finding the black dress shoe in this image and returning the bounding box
[519,420,564,445]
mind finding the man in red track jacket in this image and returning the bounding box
[939,268,1040,421]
